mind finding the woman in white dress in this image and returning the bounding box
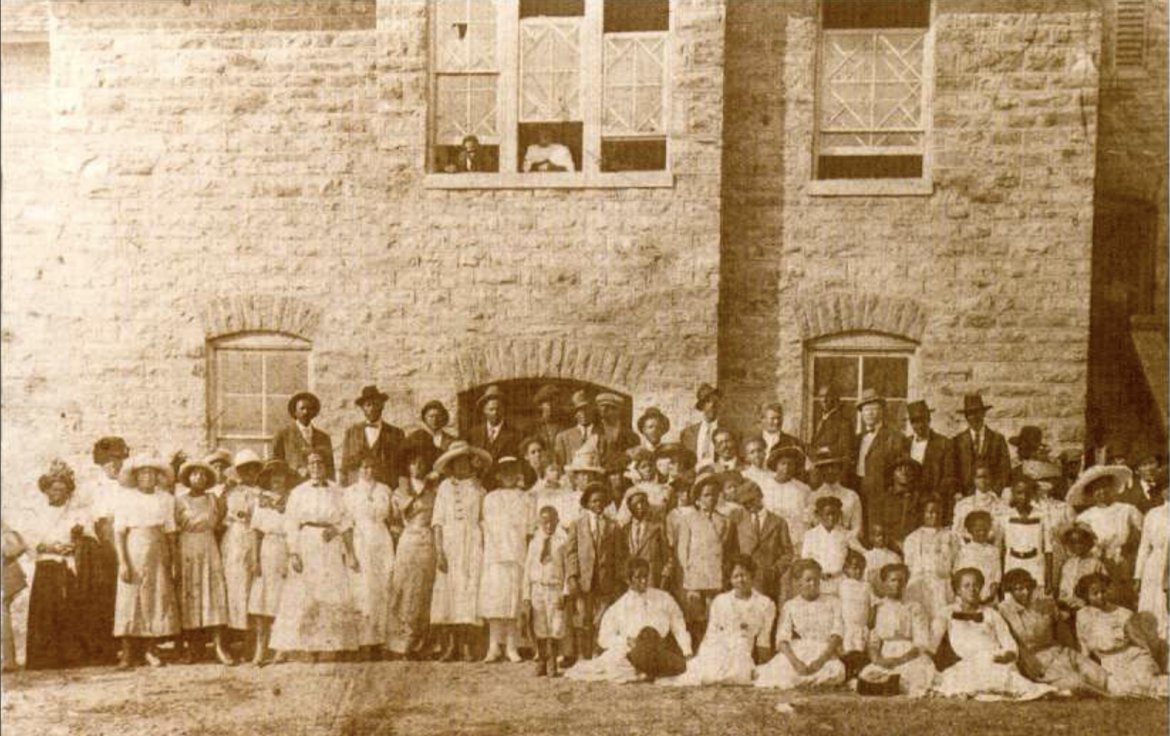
[1076,571,1169,697]
[1134,492,1169,637]
[479,456,532,663]
[664,555,775,686]
[1070,465,1142,603]
[270,451,361,659]
[755,559,846,690]
[344,455,397,659]
[248,460,295,666]
[859,563,938,697]
[430,441,490,662]
[221,450,263,646]
[903,498,959,621]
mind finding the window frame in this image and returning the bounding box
[206,332,313,458]
[803,331,920,436]
[424,0,676,190]
[808,1,935,197]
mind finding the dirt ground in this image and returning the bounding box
[2,661,1167,736]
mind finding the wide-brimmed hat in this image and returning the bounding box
[694,383,722,411]
[960,393,992,416]
[1009,426,1044,450]
[856,389,885,411]
[434,440,492,477]
[419,399,450,427]
[177,459,218,489]
[636,407,671,436]
[655,442,696,469]
[287,391,321,420]
[491,455,535,487]
[810,446,845,468]
[92,436,130,466]
[475,385,504,411]
[569,390,593,413]
[233,448,264,471]
[1067,465,1134,507]
[118,455,175,489]
[257,459,295,490]
[354,385,389,407]
[580,481,609,508]
[203,448,234,468]
[532,384,559,407]
[906,400,931,422]
[566,447,605,475]
[596,392,623,410]
[766,445,806,471]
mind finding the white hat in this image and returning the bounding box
[118,455,175,489]
[434,440,492,477]
[233,448,264,470]
[1066,465,1133,508]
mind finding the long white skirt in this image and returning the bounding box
[564,646,638,683]
[350,522,394,646]
[754,639,846,690]
[933,651,1056,700]
[270,528,360,652]
[857,640,938,697]
[660,633,754,687]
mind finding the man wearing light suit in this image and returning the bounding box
[554,391,607,467]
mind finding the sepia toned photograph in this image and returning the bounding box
[0,0,1167,733]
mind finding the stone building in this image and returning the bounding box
[1,0,1165,509]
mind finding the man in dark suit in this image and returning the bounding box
[622,490,672,589]
[530,384,565,458]
[811,385,855,476]
[444,135,496,173]
[854,389,904,534]
[1117,451,1164,513]
[340,385,407,488]
[953,392,1011,496]
[554,390,606,467]
[466,384,522,462]
[272,391,335,481]
[680,383,722,470]
[904,400,958,522]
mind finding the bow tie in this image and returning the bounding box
[952,611,984,623]
[366,423,380,429]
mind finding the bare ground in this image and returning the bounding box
[2,661,1167,736]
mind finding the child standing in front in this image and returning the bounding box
[522,505,568,677]
[479,456,532,663]
[1002,478,1050,594]
[801,496,851,597]
[955,511,1001,604]
[903,497,959,621]
[755,559,846,690]
[675,472,732,647]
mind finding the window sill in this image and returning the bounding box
[423,171,675,190]
[806,179,934,197]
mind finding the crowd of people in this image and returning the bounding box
[2,380,1167,703]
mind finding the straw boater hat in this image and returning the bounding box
[177,459,218,489]
[694,383,721,411]
[1066,465,1134,508]
[354,385,389,407]
[434,440,492,477]
[810,446,845,468]
[692,470,722,496]
[118,455,175,489]
[475,384,505,411]
[636,406,671,436]
[856,388,885,411]
[960,393,992,416]
[565,447,606,475]
[287,391,321,420]
[258,459,295,490]
[233,448,264,471]
[766,445,806,472]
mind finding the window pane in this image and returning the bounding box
[266,395,293,437]
[603,34,665,136]
[823,0,930,30]
[601,138,666,172]
[266,351,309,396]
[519,121,582,171]
[221,394,264,434]
[219,351,262,395]
[520,17,582,122]
[820,30,924,146]
[862,356,909,399]
[520,0,584,18]
[817,155,923,179]
[436,74,499,144]
[814,356,860,401]
[435,0,497,72]
[604,0,668,33]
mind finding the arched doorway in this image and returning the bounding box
[457,378,633,442]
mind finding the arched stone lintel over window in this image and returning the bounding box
[452,337,653,398]
[796,291,928,344]
[201,294,322,342]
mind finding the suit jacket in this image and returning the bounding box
[532,421,564,458]
[554,424,607,467]
[676,510,734,591]
[453,147,496,173]
[953,426,1011,495]
[272,423,336,481]
[565,513,625,597]
[856,425,905,531]
[622,517,672,589]
[1117,479,1159,515]
[680,421,724,467]
[405,427,457,469]
[735,509,793,600]
[811,407,855,467]
[340,421,406,487]
[762,431,804,457]
[602,423,641,456]
[904,430,958,510]
[466,421,521,462]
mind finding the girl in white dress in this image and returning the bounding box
[903,498,959,621]
[479,456,532,663]
[930,567,1055,700]
[755,559,846,690]
[430,441,489,662]
[221,450,262,643]
[248,460,294,666]
[344,456,397,658]
[859,563,937,697]
[270,452,361,658]
[665,555,775,686]
[838,550,873,679]
[1134,497,1169,637]
[174,460,233,665]
[1075,572,1169,697]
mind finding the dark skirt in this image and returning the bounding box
[73,535,119,663]
[626,627,686,679]
[26,561,84,670]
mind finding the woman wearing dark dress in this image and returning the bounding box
[407,400,458,468]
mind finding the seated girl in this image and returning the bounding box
[859,563,938,698]
[754,559,846,690]
[997,568,1108,696]
[663,555,775,686]
[1074,572,1169,698]
[931,567,1056,700]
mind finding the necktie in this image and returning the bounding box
[540,535,551,563]
[754,512,762,537]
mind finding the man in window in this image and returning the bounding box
[273,391,336,482]
[853,389,903,536]
[444,135,496,173]
[523,126,575,172]
[953,393,1011,497]
[340,385,407,490]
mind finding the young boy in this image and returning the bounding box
[955,510,1001,604]
[623,490,672,590]
[1002,478,1050,594]
[676,472,733,647]
[522,506,569,677]
[802,496,851,597]
[732,480,793,602]
[806,448,862,546]
[565,481,625,662]
[529,463,570,533]
[952,463,1007,544]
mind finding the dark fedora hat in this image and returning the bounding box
[1009,426,1044,450]
[354,385,389,406]
[906,400,932,422]
[888,455,923,477]
[694,382,722,411]
[569,389,593,412]
[960,392,992,415]
[287,391,321,420]
[636,406,671,436]
[476,384,505,410]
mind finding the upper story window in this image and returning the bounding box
[815,0,932,183]
[429,0,670,182]
[208,332,311,459]
[1112,0,1148,72]
[806,331,918,434]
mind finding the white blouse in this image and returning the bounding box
[112,490,177,533]
[598,588,693,656]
